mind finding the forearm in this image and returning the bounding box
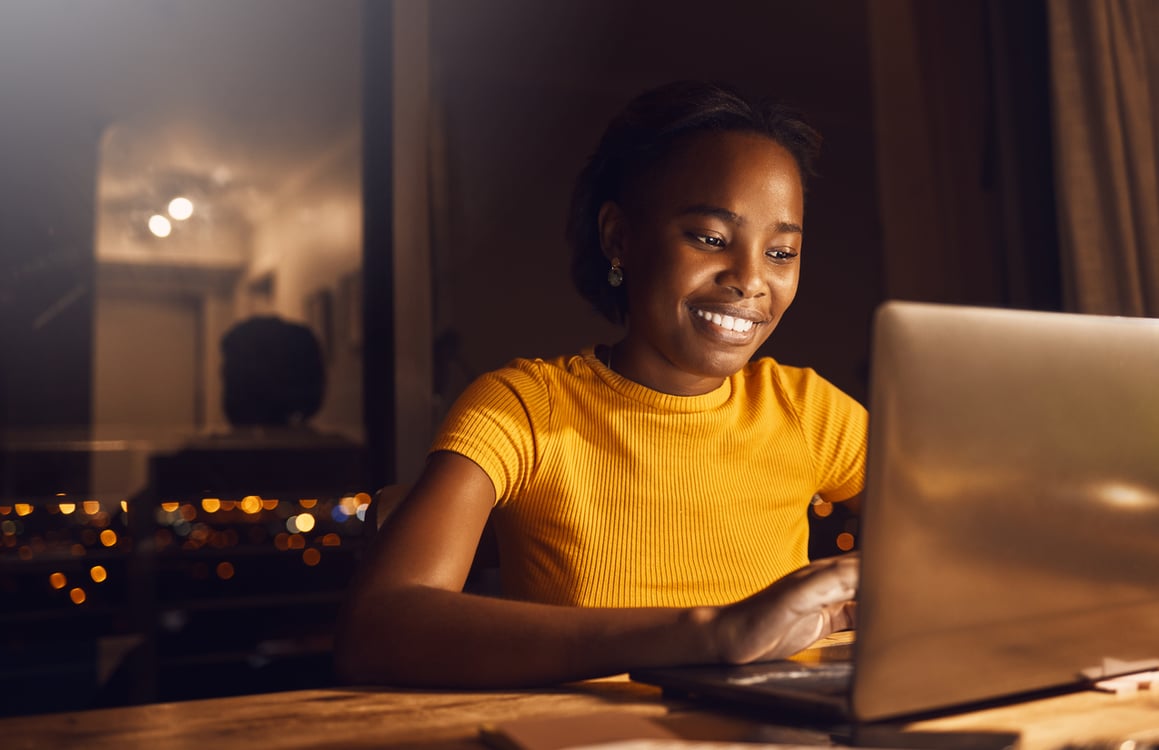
[335,584,719,688]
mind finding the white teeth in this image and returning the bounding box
[694,308,755,333]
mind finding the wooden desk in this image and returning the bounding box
[3,673,1157,750]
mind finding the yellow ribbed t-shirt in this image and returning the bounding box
[431,348,867,608]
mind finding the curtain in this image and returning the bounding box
[1048,0,1159,316]
[868,0,1062,311]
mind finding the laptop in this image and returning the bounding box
[631,301,1159,724]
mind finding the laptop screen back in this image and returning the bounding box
[852,301,1159,721]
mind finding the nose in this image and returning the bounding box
[716,247,766,299]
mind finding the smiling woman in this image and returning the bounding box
[595,131,806,395]
[336,81,867,690]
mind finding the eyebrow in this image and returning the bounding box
[675,203,803,234]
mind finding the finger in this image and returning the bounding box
[826,599,857,632]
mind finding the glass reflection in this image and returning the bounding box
[1,0,368,714]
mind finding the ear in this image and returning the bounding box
[597,201,628,263]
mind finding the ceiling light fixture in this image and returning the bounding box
[148,214,172,238]
[168,196,194,221]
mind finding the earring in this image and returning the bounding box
[607,258,624,288]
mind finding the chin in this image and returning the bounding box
[697,349,756,378]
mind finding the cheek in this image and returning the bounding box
[771,269,800,309]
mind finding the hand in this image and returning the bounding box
[710,553,859,664]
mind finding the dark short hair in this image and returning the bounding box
[221,316,325,426]
[566,81,822,325]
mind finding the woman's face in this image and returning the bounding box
[603,130,805,396]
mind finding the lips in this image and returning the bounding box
[688,305,766,334]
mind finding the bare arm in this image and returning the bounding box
[334,451,857,688]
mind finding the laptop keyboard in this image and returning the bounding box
[724,660,853,696]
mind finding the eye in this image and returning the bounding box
[767,247,799,264]
[689,232,726,248]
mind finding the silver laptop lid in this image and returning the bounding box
[853,301,1159,721]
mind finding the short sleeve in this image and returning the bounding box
[429,362,550,506]
[778,367,868,503]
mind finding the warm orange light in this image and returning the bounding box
[216,561,235,580]
[836,532,856,551]
[812,501,834,518]
[288,534,305,550]
[58,502,77,515]
[179,504,196,521]
[302,548,321,566]
[99,529,117,547]
[294,513,315,533]
[240,496,262,514]
[201,498,221,513]
[161,502,180,513]
[49,572,67,589]
[83,501,100,515]
[298,499,318,509]
[321,533,341,547]
[354,492,372,505]
[14,503,33,517]
[90,565,108,583]
[262,498,279,510]
[69,587,86,605]
[120,500,129,513]
[0,506,11,515]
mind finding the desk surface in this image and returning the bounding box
[5,636,1159,749]
[3,673,1158,750]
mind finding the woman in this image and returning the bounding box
[336,81,867,688]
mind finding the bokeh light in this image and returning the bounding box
[148,214,172,237]
[90,565,108,583]
[295,513,315,533]
[167,196,194,220]
[49,572,67,589]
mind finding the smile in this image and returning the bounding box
[691,307,757,333]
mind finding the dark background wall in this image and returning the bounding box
[427,0,884,407]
